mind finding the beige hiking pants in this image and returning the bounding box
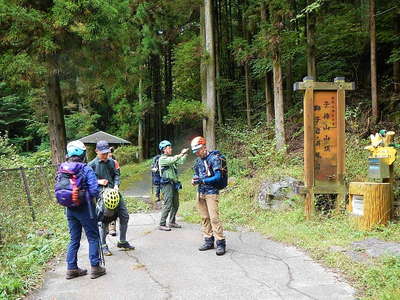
[197,193,224,240]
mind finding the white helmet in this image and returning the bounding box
[191,136,206,153]
[67,140,86,157]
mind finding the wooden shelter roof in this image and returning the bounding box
[78,131,131,145]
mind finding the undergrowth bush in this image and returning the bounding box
[114,145,139,166]
[0,135,25,168]
[0,166,68,300]
[164,99,207,125]
[217,123,303,178]
[179,121,400,299]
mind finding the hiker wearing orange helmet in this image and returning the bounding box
[191,136,227,256]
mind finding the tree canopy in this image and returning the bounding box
[0,0,399,160]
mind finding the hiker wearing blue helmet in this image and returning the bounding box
[158,140,189,231]
[62,140,106,279]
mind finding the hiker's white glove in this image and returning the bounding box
[181,148,189,155]
[114,185,119,191]
[98,179,108,186]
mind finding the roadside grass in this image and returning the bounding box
[124,196,151,213]
[0,197,69,300]
[0,160,149,300]
[120,160,153,213]
[177,134,400,300]
[119,160,150,191]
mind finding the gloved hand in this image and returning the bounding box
[114,185,119,191]
[98,179,109,186]
[192,177,202,185]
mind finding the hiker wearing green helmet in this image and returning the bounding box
[158,140,189,231]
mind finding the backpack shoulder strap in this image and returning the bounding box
[203,159,212,177]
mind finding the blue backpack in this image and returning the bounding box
[151,155,162,186]
[207,151,228,190]
[55,162,86,208]
[151,155,171,185]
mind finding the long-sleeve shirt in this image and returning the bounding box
[159,153,187,183]
[88,157,120,188]
[193,151,222,195]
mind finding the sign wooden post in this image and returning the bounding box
[294,77,355,218]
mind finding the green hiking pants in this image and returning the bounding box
[160,183,179,226]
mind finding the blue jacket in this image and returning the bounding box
[82,165,99,199]
[193,151,222,195]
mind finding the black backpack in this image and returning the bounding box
[96,195,118,223]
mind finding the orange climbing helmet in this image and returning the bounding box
[191,136,206,153]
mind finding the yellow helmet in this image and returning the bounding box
[103,188,120,210]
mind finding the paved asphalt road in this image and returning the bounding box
[31,211,355,300]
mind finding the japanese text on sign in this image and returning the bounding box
[313,91,337,181]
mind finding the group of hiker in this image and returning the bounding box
[56,140,134,280]
[154,136,227,255]
[57,135,227,281]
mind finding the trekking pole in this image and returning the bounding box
[86,191,94,219]
[98,222,106,266]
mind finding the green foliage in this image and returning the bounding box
[64,112,100,140]
[0,166,68,299]
[0,134,25,168]
[388,48,400,64]
[114,146,140,166]
[124,196,151,214]
[0,82,35,149]
[172,36,202,101]
[164,99,207,125]
[217,123,302,177]
[361,256,400,299]
[179,122,400,299]
[231,37,254,65]
[316,3,368,81]
[24,150,52,167]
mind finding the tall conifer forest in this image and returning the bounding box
[1,0,399,162]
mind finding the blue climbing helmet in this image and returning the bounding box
[66,140,86,158]
[159,140,172,151]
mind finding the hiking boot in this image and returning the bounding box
[117,241,135,250]
[90,265,106,279]
[159,225,171,231]
[102,245,112,256]
[199,236,215,251]
[168,222,182,228]
[66,267,87,280]
[216,239,226,256]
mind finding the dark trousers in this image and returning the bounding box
[66,204,100,270]
[160,183,179,226]
[155,185,161,200]
[99,197,130,246]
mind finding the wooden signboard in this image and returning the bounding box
[294,77,355,218]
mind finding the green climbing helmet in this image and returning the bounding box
[103,188,120,210]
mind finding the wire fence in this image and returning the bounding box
[0,165,57,246]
